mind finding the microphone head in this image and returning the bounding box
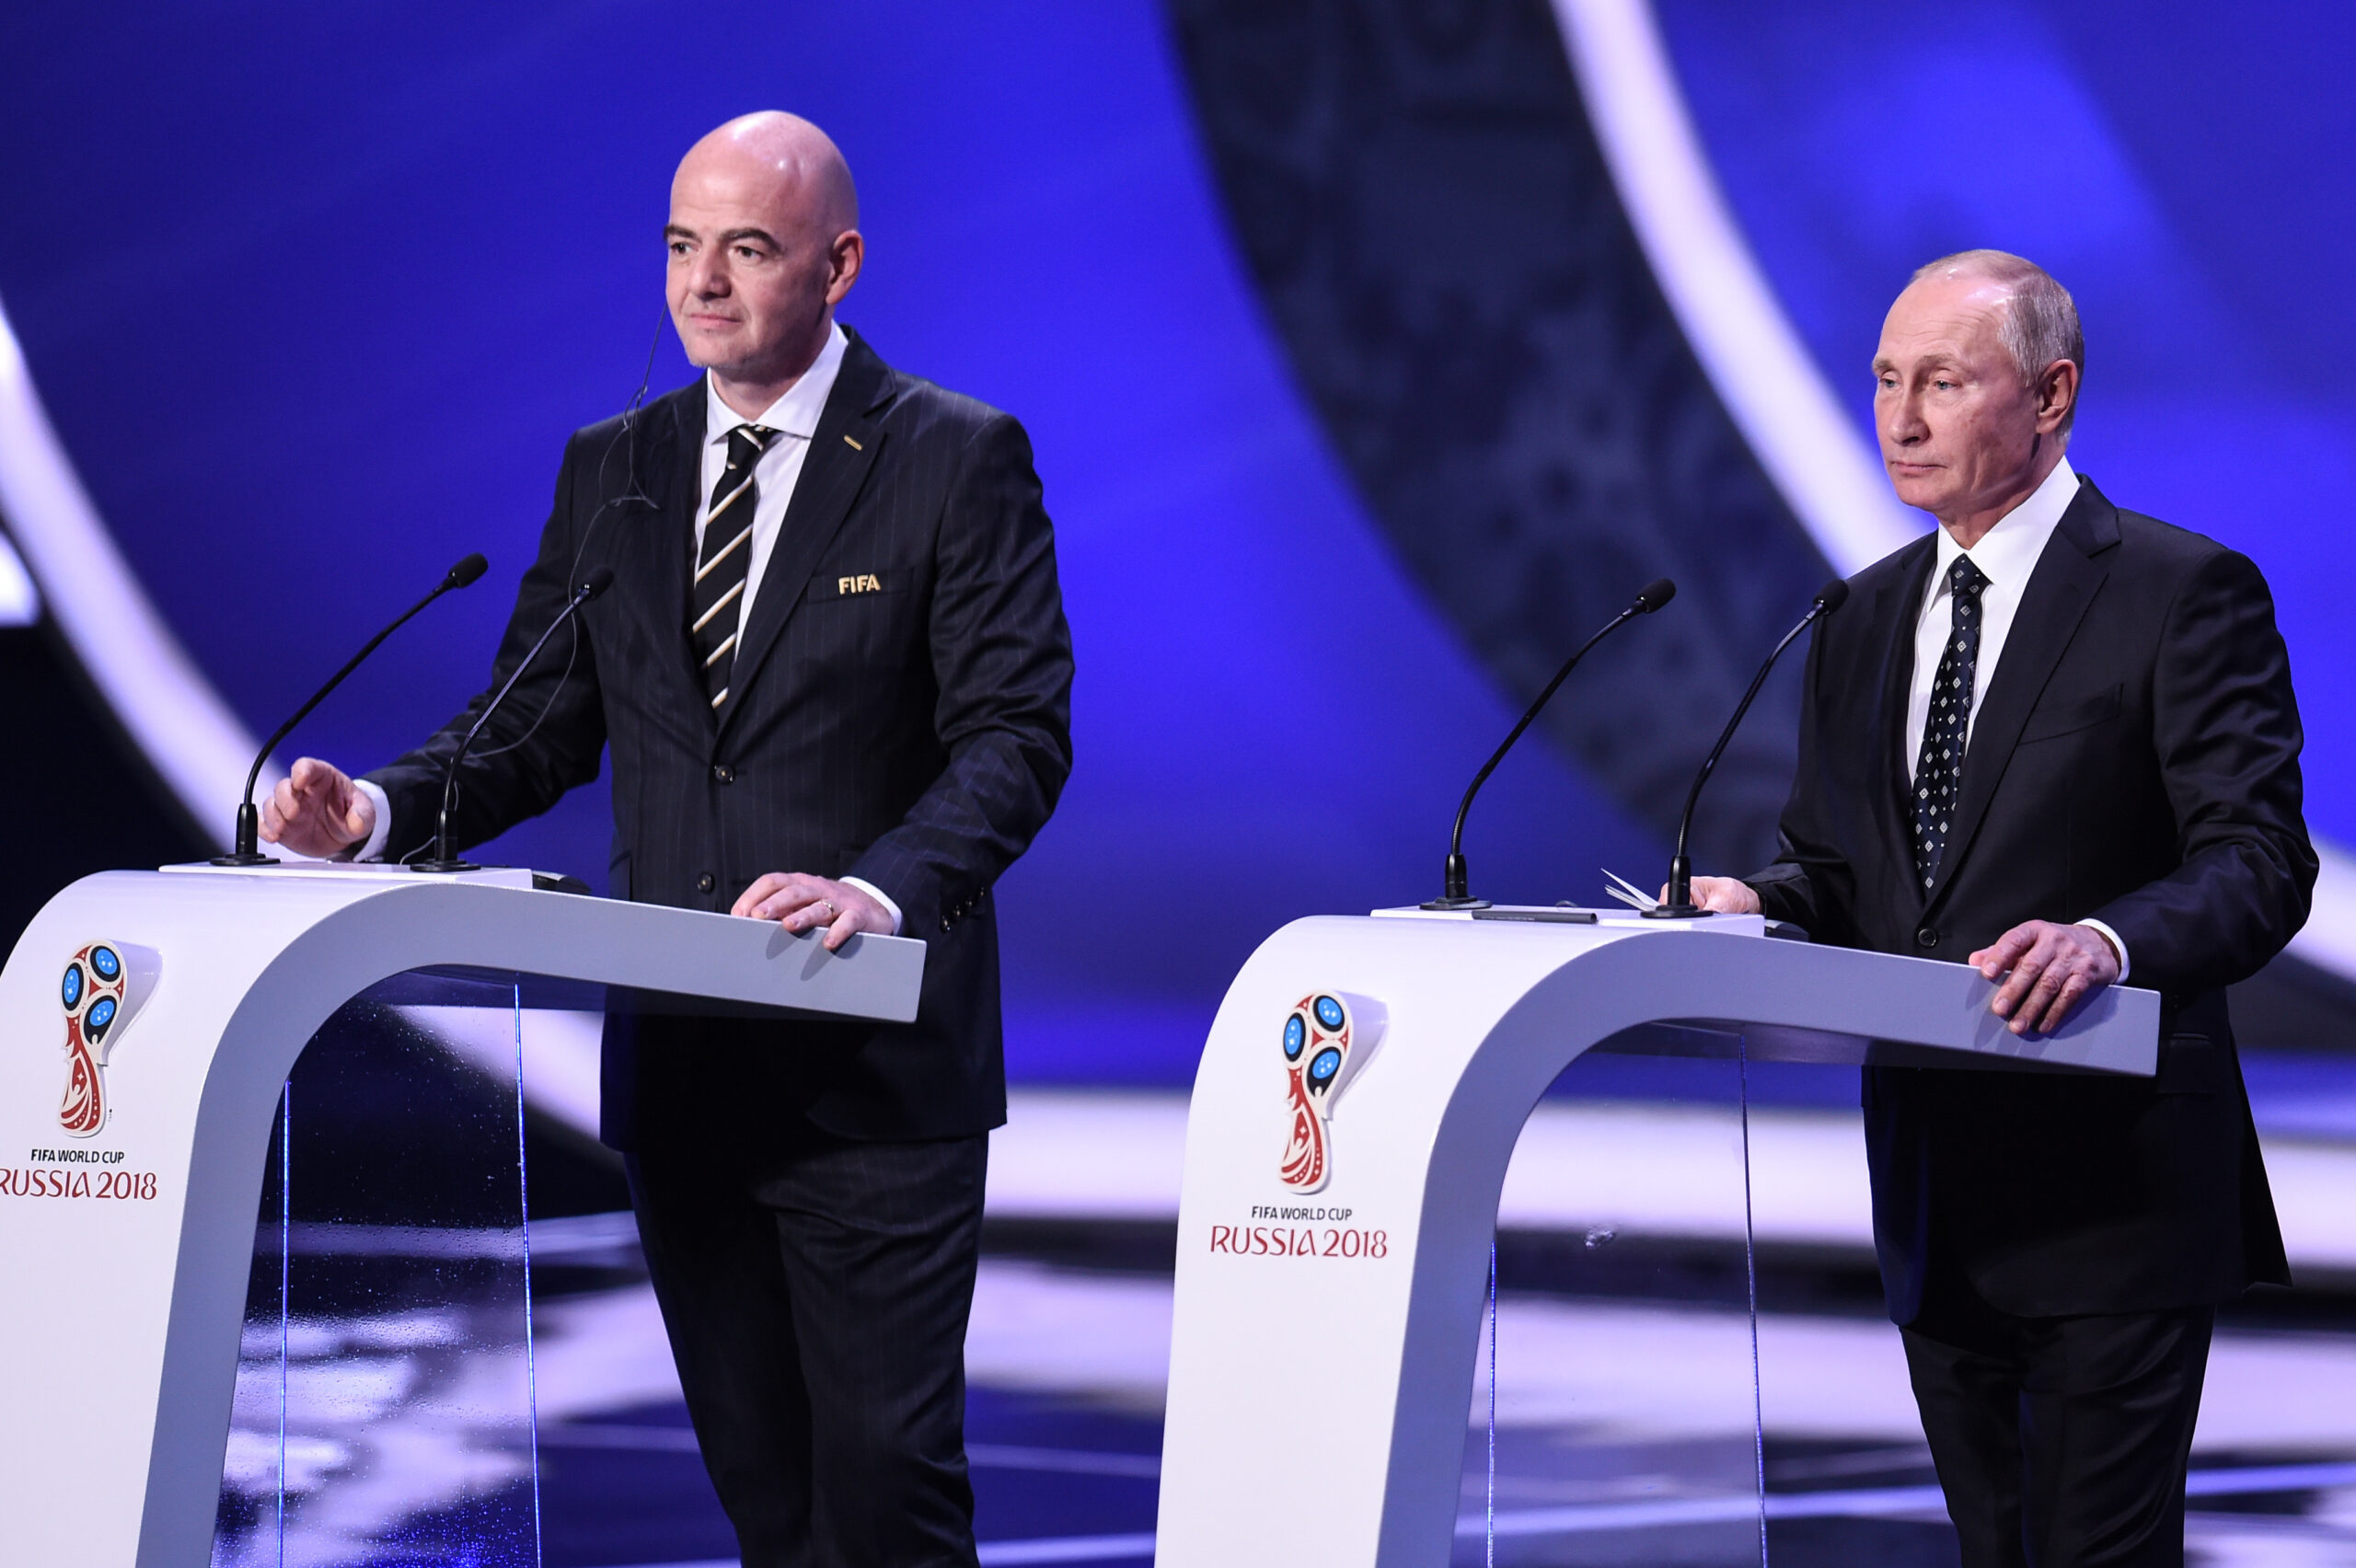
[579,565,618,601]
[444,552,490,590]
[1814,578,1852,614]
[1634,577,1677,613]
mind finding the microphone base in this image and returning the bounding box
[1420,895,1493,911]
[1641,903,1713,920]
[208,852,277,867]
[410,859,483,875]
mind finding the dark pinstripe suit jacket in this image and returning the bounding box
[367,329,1075,1146]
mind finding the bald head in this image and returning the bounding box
[677,111,859,239]
[665,112,864,416]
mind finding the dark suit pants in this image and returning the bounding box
[1901,1300,2214,1568]
[627,1129,989,1568]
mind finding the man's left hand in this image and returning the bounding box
[733,872,894,952]
[1969,921,2122,1035]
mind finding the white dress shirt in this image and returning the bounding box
[694,322,848,643]
[1902,456,2126,977]
[349,324,899,933]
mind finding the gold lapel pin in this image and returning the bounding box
[843,434,863,451]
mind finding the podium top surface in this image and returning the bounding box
[1310,906,2162,1076]
[25,865,927,1025]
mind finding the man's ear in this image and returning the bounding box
[826,230,864,306]
[2035,357,2081,435]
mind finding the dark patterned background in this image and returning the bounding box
[1167,0,1833,875]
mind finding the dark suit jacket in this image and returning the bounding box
[1750,476,2309,1323]
[367,329,1075,1147]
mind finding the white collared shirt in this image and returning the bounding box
[1901,455,2126,977]
[1905,455,2079,776]
[696,321,849,643]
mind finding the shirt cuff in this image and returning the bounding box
[348,778,394,863]
[2075,917,2131,984]
[841,876,904,937]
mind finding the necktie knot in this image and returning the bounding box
[1948,555,1990,600]
[726,424,778,470]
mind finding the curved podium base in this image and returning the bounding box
[0,867,922,1568]
[1154,909,2157,1568]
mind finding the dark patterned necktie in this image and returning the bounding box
[1911,555,1991,890]
[690,424,777,710]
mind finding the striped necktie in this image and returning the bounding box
[690,423,776,710]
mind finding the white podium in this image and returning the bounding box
[0,865,925,1568]
[1154,908,2159,1568]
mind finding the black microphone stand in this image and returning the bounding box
[1426,578,1677,909]
[1646,579,1850,919]
[214,552,488,866]
[412,567,615,874]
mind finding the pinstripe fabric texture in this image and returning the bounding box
[366,328,1075,1143]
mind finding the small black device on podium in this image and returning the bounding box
[213,552,489,867]
[1646,578,1850,919]
[412,566,616,874]
[1423,577,1677,911]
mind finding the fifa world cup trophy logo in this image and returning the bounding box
[59,943,133,1137]
[1277,992,1383,1193]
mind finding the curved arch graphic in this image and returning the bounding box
[1548,0,2356,987]
[0,294,267,848]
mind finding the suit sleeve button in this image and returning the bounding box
[712,764,733,784]
[698,873,716,894]
[1916,927,1938,949]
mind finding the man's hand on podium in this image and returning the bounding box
[260,757,375,859]
[1680,876,1762,915]
[733,872,894,952]
[1971,921,2120,1036]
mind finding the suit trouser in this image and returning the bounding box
[627,1127,989,1568]
[1900,1295,2214,1568]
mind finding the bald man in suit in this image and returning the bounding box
[266,113,1074,1567]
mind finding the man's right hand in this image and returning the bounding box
[260,756,375,859]
[1681,875,1762,915]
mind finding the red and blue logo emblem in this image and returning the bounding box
[1278,992,1380,1193]
[58,943,133,1137]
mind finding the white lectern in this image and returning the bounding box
[0,866,925,1568]
[1154,909,2159,1568]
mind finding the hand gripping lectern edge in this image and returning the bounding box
[1151,910,2158,1568]
[0,866,926,1568]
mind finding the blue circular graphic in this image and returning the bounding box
[87,996,116,1038]
[1314,996,1345,1031]
[92,946,121,980]
[61,964,83,1009]
[1283,1014,1306,1059]
[1309,1045,1341,1083]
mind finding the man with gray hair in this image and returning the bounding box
[1687,251,2311,1564]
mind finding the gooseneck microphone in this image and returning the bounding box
[214,552,490,867]
[1646,578,1850,919]
[413,566,616,874]
[1425,577,1678,909]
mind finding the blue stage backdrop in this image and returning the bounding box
[1655,0,2356,830]
[2,0,2350,1081]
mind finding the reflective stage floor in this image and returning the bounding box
[214,1055,2356,1568]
